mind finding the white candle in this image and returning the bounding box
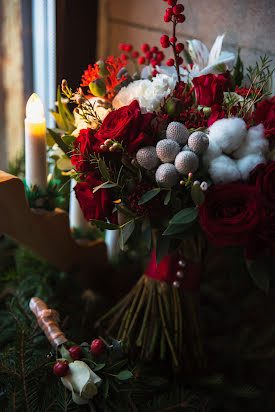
[69,179,89,232]
[25,93,47,189]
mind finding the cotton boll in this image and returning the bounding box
[232,124,268,159]
[209,155,240,184]
[208,118,247,154]
[202,139,222,167]
[237,153,266,181]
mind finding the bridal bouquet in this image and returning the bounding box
[48,0,274,371]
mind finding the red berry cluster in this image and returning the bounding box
[138,43,165,76]
[161,1,185,73]
[129,183,163,216]
[162,1,185,23]
[119,43,139,61]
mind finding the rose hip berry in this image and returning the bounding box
[166,7,173,16]
[68,346,83,360]
[54,361,69,377]
[164,14,171,22]
[91,339,106,355]
[119,43,126,51]
[176,42,184,52]
[160,35,169,44]
[132,51,139,58]
[120,53,127,61]
[141,43,150,53]
[168,0,177,5]
[173,4,184,14]
[167,58,175,67]
[138,56,146,64]
[176,14,185,22]
[170,36,177,43]
[125,44,133,52]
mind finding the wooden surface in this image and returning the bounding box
[0,170,114,295]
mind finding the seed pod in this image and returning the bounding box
[188,131,209,155]
[156,139,180,163]
[166,121,189,146]
[155,163,179,187]
[89,78,106,97]
[174,151,199,175]
[97,60,110,77]
[136,146,160,170]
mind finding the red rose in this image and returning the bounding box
[249,161,275,208]
[207,104,226,127]
[71,128,97,172]
[193,73,231,107]
[198,183,262,247]
[94,100,154,153]
[254,96,275,139]
[249,161,275,247]
[74,173,113,221]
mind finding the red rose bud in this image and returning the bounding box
[166,7,173,16]
[176,42,185,52]
[168,0,177,5]
[176,14,185,22]
[166,58,175,66]
[91,339,106,355]
[141,43,150,53]
[119,43,126,51]
[54,361,69,377]
[170,36,177,43]
[132,51,139,58]
[138,56,146,64]
[89,78,106,97]
[164,14,171,22]
[165,97,184,117]
[173,4,184,14]
[68,346,83,360]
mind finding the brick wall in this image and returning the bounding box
[97,0,275,73]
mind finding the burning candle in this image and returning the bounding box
[25,93,47,189]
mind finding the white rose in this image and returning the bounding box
[112,74,177,113]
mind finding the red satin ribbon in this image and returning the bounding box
[144,249,202,291]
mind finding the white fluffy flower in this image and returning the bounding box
[209,155,240,184]
[208,117,247,154]
[204,118,267,184]
[112,74,177,113]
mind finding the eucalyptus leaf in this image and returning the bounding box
[48,128,71,157]
[93,182,116,193]
[92,363,105,372]
[156,235,170,265]
[50,110,66,132]
[246,256,271,293]
[98,159,110,181]
[163,222,193,236]
[115,370,133,381]
[115,204,136,218]
[57,85,69,132]
[120,221,135,249]
[103,378,109,399]
[191,183,205,206]
[138,188,160,205]
[90,220,120,230]
[170,207,198,225]
[62,135,75,146]
[164,190,171,205]
[46,132,55,147]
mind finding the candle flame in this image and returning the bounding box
[26,93,44,121]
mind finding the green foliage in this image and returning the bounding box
[138,188,161,205]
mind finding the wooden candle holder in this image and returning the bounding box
[0,170,115,296]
